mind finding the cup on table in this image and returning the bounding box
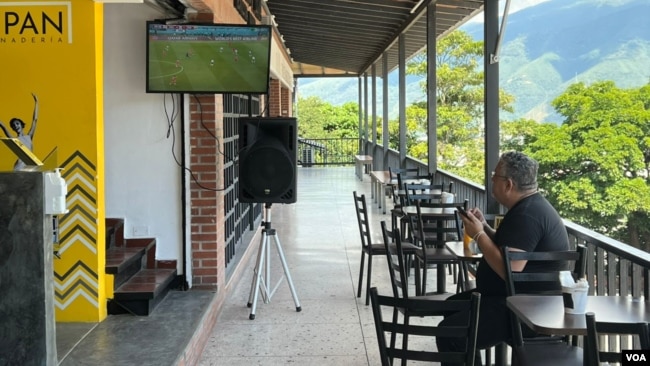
[469,240,481,254]
[463,230,472,249]
[562,285,588,314]
[441,191,455,203]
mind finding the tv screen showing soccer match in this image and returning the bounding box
[146,22,272,94]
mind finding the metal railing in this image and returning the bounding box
[297,137,358,167]
[361,139,649,299]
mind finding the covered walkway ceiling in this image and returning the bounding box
[158,0,484,77]
[265,0,484,77]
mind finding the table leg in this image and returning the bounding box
[457,262,466,293]
[495,342,507,366]
[437,265,446,294]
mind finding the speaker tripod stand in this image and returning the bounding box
[247,203,301,320]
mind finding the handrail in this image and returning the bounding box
[362,137,649,299]
[564,220,650,269]
[297,137,358,166]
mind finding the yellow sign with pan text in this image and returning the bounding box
[0,0,107,322]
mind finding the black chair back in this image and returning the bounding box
[353,191,372,251]
[503,246,587,297]
[585,312,650,365]
[408,200,466,248]
[503,246,587,347]
[405,200,465,295]
[393,170,431,206]
[380,221,409,299]
[370,287,481,366]
[403,182,449,206]
[389,167,420,192]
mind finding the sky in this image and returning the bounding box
[511,0,552,13]
[468,0,551,23]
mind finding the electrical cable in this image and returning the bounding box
[164,93,228,191]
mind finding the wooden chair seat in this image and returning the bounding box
[511,343,583,366]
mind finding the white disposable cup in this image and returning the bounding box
[441,192,455,203]
[562,286,588,314]
[470,240,481,254]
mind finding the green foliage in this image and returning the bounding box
[296,31,650,252]
[386,114,420,152]
[521,81,650,251]
[296,96,359,139]
[403,30,514,184]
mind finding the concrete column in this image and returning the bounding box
[0,171,56,365]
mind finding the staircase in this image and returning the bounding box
[105,218,178,316]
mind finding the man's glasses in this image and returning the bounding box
[491,171,509,180]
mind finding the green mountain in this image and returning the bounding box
[296,0,650,123]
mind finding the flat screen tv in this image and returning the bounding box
[146,21,272,94]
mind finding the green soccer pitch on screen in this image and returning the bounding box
[146,21,272,94]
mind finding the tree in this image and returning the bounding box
[295,97,359,138]
[295,96,335,138]
[404,30,514,183]
[323,102,360,138]
[522,81,650,251]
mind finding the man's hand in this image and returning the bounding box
[459,209,484,239]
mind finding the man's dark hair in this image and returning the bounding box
[499,151,538,191]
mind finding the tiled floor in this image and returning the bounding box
[197,166,451,365]
[56,166,459,365]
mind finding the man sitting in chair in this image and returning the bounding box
[437,151,569,362]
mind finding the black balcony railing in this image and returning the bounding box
[297,137,358,167]
[360,139,650,299]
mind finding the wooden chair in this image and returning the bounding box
[407,200,465,295]
[502,246,587,366]
[585,312,650,366]
[388,169,430,235]
[370,286,481,366]
[381,221,412,300]
[388,167,420,187]
[391,181,450,243]
[403,181,452,206]
[380,221,451,365]
[388,167,420,202]
[353,191,418,305]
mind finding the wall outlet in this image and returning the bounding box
[133,226,149,237]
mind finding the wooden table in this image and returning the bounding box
[506,295,650,336]
[369,170,393,213]
[354,155,373,181]
[402,205,458,294]
[446,241,482,292]
[402,206,456,217]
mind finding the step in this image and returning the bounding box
[106,246,147,289]
[109,268,178,316]
[105,218,125,249]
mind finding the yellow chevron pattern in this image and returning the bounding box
[54,151,106,322]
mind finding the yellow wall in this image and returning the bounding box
[0,0,106,322]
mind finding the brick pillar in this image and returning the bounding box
[269,78,282,117]
[281,86,292,117]
[189,94,225,289]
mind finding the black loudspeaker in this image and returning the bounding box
[239,117,297,204]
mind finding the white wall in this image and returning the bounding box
[104,4,186,272]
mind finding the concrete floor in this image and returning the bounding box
[198,166,452,365]
[56,166,458,365]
